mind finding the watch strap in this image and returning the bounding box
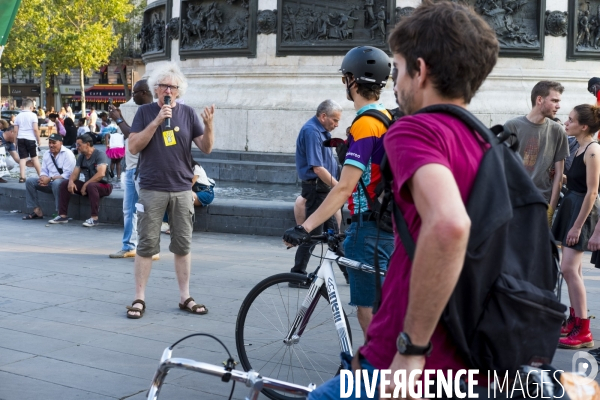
[115,118,124,125]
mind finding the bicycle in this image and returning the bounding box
[147,333,315,400]
[235,231,385,400]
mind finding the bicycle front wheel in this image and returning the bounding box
[235,273,352,400]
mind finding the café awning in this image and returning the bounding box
[72,84,131,103]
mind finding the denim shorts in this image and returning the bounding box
[344,220,394,307]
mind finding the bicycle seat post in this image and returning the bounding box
[245,370,264,400]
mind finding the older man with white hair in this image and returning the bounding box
[126,62,215,319]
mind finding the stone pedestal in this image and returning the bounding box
[121,0,598,154]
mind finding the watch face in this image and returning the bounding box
[398,334,408,353]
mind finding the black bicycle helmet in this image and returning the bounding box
[339,46,391,89]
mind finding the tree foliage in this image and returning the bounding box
[2,0,134,110]
[1,0,51,77]
[52,0,133,111]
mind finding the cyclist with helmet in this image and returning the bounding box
[284,45,394,339]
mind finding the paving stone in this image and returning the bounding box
[0,356,149,398]
[0,212,597,399]
[0,370,114,400]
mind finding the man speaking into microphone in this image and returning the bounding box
[126,62,215,319]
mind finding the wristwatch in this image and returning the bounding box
[396,332,432,356]
[49,177,54,182]
[115,118,124,125]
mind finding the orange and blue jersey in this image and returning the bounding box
[344,104,391,215]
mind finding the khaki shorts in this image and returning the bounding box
[136,189,194,257]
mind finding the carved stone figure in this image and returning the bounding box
[180,0,253,52]
[167,17,180,40]
[370,6,386,41]
[364,0,375,25]
[152,13,165,51]
[257,9,277,34]
[545,10,568,37]
[395,7,415,25]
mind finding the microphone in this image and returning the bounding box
[164,95,171,128]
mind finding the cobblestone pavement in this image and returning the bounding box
[0,211,598,399]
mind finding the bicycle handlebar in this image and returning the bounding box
[147,347,316,400]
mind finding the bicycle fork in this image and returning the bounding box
[282,258,353,356]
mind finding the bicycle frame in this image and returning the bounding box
[147,347,316,400]
[282,246,385,359]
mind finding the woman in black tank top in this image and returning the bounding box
[552,104,600,349]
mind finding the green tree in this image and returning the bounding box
[52,0,133,112]
[1,0,52,104]
[111,0,146,100]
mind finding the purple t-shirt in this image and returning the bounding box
[361,112,487,372]
[131,102,203,192]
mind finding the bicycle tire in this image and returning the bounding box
[235,273,353,400]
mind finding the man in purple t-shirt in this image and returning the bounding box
[306,2,500,399]
[126,62,215,319]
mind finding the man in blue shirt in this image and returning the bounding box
[290,100,342,287]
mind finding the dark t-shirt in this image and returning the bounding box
[131,103,204,192]
[76,148,110,182]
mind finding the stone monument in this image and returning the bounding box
[120,0,600,154]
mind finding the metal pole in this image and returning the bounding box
[40,60,46,109]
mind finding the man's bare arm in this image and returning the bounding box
[302,165,363,232]
[195,105,215,154]
[549,159,564,211]
[313,166,338,187]
[403,164,471,346]
[69,166,81,183]
[129,104,171,154]
[85,164,108,184]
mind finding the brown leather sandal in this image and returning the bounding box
[178,297,208,315]
[126,299,146,319]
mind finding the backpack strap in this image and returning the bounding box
[358,178,378,213]
[391,104,499,263]
[50,154,63,175]
[415,104,499,146]
[352,109,392,129]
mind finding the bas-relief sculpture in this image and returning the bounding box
[568,1,600,59]
[257,10,277,34]
[167,17,181,40]
[545,10,568,37]
[140,1,172,63]
[179,0,257,59]
[276,0,395,56]
[430,0,544,58]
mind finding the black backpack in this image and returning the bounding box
[349,108,404,233]
[376,104,565,375]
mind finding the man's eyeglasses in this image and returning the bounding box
[157,84,179,91]
[133,90,148,95]
[391,67,398,83]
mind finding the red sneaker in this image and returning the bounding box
[559,317,594,349]
[561,307,576,337]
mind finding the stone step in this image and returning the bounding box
[0,180,298,237]
[192,149,296,164]
[198,159,299,184]
[192,149,299,184]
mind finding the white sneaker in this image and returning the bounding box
[161,222,169,233]
[82,218,99,227]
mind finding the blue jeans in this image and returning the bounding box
[344,220,394,307]
[308,352,380,399]
[122,168,139,251]
[25,177,64,212]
